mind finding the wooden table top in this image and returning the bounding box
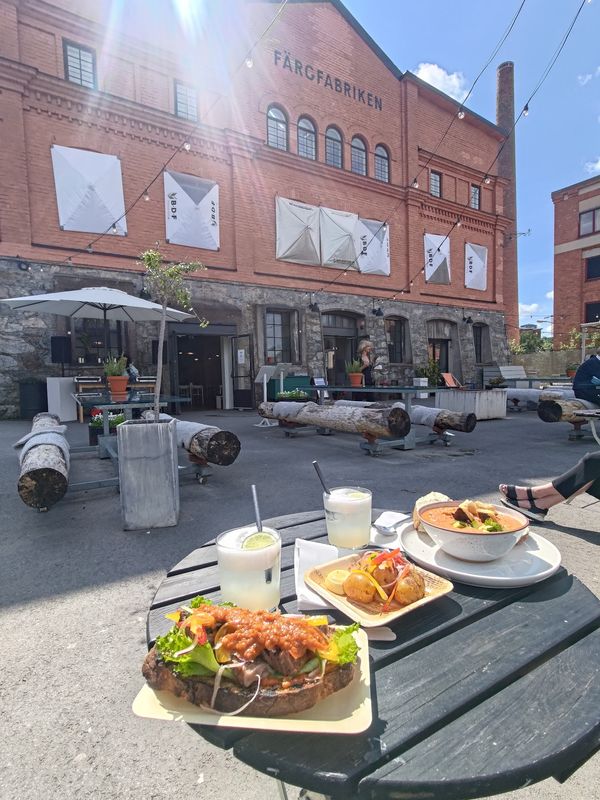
[145,510,600,800]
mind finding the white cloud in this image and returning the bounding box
[585,156,600,175]
[519,302,540,315]
[414,62,468,102]
[578,73,593,86]
[545,290,554,300]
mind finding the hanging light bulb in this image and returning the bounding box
[111,223,118,234]
[183,141,191,152]
[523,104,529,117]
[456,218,462,228]
[484,175,491,185]
[245,57,254,69]
[143,192,150,202]
[411,178,419,189]
[86,245,93,254]
[457,109,465,120]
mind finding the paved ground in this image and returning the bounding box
[0,407,598,800]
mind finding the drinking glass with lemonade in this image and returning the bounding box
[323,487,372,548]
[216,525,281,611]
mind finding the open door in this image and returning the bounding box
[231,333,254,409]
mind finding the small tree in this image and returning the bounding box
[141,249,207,420]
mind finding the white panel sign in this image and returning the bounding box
[355,218,390,276]
[275,197,320,265]
[320,207,359,268]
[51,145,127,235]
[465,242,488,291]
[424,233,451,284]
[164,170,219,250]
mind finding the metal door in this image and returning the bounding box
[230,333,254,409]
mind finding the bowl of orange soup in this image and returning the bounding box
[417,501,529,562]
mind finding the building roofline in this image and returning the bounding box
[551,173,600,198]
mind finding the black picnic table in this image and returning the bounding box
[145,510,600,800]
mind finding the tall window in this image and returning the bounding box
[325,127,343,168]
[472,323,491,363]
[267,106,288,151]
[265,309,297,363]
[470,184,481,210]
[374,145,390,182]
[351,136,367,176]
[430,171,442,198]
[73,319,122,365]
[175,81,198,121]
[385,317,408,363]
[63,40,96,89]
[585,302,600,323]
[298,117,316,160]
[586,255,600,280]
[580,208,600,237]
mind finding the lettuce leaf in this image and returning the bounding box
[189,596,213,608]
[331,623,360,665]
[155,626,221,676]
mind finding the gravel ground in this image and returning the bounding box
[0,408,598,800]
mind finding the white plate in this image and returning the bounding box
[399,523,561,588]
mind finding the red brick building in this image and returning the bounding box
[0,0,518,415]
[552,175,600,345]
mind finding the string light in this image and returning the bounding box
[456,218,462,228]
[110,223,118,234]
[143,192,150,202]
[484,175,491,184]
[522,103,529,117]
[411,178,419,189]
[245,58,254,69]
[183,142,191,152]
[457,109,465,120]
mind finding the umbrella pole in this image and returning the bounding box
[103,309,109,361]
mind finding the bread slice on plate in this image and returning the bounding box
[413,492,451,531]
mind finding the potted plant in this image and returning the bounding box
[104,354,128,401]
[345,359,364,388]
[88,411,125,446]
[415,358,443,388]
[565,363,579,378]
[486,376,507,390]
[275,389,310,401]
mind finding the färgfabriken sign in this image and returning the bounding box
[273,50,383,111]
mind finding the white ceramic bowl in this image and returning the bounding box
[417,501,529,562]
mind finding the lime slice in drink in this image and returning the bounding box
[242,532,277,550]
[347,491,367,499]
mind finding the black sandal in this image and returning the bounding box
[500,486,547,522]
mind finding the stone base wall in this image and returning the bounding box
[0,258,510,418]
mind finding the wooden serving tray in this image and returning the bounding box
[304,553,453,627]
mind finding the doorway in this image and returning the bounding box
[428,339,449,373]
[321,312,364,386]
[176,334,222,409]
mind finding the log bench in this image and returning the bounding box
[537,397,600,441]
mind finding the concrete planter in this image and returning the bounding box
[117,418,179,530]
[413,377,429,399]
[434,389,508,420]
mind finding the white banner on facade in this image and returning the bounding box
[275,197,320,265]
[320,207,359,268]
[355,218,390,276]
[465,242,488,291]
[51,144,127,235]
[164,170,219,250]
[424,233,451,284]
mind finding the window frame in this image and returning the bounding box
[264,307,299,364]
[73,318,122,365]
[174,80,198,122]
[470,184,481,210]
[586,255,600,281]
[267,105,289,151]
[430,171,442,198]
[374,144,390,183]
[297,116,317,161]
[472,322,492,364]
[63,39,96,90]
[579,208,600,237]
[585,302,600,324]
[325,126,343,169]
[385,316,409,364]
[350,136,367,176]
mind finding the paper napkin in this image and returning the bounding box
[294,538,338,610]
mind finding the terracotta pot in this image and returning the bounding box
[566,370,577,378]
[348,372,364,387]
[107,375,129,401]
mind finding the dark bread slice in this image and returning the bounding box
[142,647,356,717]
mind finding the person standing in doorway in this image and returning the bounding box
[357,339,377,401]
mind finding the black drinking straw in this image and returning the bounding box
[251,484,262,531]
[312,460,330,495]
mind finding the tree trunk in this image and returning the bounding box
[504,387,574,408]
[141,412,241,465]
[333,400,476,433]
[17,412,69,510]
[537,397,599,423]
[258,401,411,438]
[154,303,167,421]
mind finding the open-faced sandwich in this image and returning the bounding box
[142,597,360,717]
[324,549,426,611]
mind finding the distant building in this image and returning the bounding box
[519,324,542,338]
[552,175,600,346]
[0,0,519,416]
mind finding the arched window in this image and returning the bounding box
[297,116,316,160]
[385,317,410,363]
[325,126,343,168]
[374,144,390,183]
[351,136,367,176]
[267,105,288,151]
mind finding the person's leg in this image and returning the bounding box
[552,452,600,499]
[574,386,600,405]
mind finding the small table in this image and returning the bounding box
[145,510,600,800]
[572,409,600,446]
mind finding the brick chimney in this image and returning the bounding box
[496,61,519,341]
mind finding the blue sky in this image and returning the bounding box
[343,0,600,334]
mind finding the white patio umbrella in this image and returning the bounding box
[0,286,194,359]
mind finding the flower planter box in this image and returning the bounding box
[117,418,179,530]
[88,425,117,446]
[434,389,507,420]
